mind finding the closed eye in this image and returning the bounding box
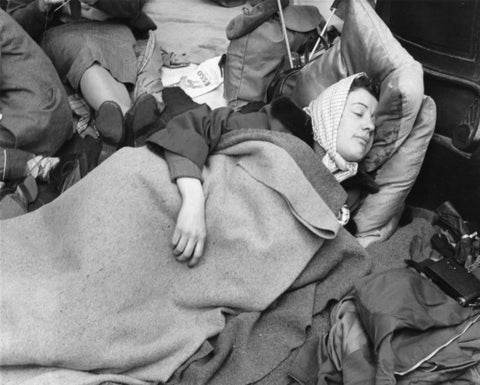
[352,108,367,117]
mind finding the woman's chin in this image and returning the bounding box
[340,142,372,162]
[343,149,368,163]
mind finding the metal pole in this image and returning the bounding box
[309,7,337,61]
[277,0,294,69]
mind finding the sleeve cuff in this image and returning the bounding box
[164,151,203,182]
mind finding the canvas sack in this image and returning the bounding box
[223,1,324,108]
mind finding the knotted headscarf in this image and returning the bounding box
[304,73,367,182]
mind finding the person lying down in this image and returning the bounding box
[146,72,379,265]
[0,73,378,384]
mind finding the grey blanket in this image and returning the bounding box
[0,130,371,385]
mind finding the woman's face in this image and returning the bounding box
[336,88,378,162]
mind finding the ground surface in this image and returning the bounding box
[144,0,339,63]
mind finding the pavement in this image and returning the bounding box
[144,0,340,64]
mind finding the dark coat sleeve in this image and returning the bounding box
[146,104,235,181]
[7,0,49,41]
[146,104,272,181]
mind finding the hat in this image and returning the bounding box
[304,73,367,182]
[284,5,324,33]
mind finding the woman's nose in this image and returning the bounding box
[363,116,375,133]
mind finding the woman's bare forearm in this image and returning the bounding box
[171,177,207,267]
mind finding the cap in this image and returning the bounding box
[284,5,324,33]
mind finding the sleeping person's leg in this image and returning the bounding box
[80,63,132,146]
[80,63,132,115]
[41,22,160,147]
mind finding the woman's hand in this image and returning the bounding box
[172,177,206,267]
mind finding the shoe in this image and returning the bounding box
[95,94,160,148]
[124,93,161,147]
[95,100,125,147]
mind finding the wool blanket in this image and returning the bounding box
[0,130,357,385]
[165,225,372,385]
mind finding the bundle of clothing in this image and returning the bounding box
[308,268,480,385]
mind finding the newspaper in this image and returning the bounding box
[162,56,226,108]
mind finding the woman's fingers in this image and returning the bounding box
[171,227,181,249]
[177,238,196,262]
[188,239,205,267]
[173,235,188,257]
[171,230,206,266]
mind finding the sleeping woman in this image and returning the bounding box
[0,73,378,383]
[146,72,379,265]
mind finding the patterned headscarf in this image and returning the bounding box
[304,73,367,182]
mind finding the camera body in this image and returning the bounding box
[407,258,480,307]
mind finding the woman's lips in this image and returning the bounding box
[355,135,370,146]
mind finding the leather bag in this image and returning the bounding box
[223,1,324,108]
